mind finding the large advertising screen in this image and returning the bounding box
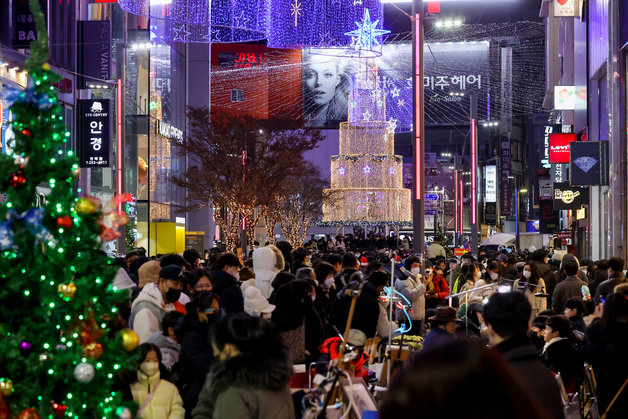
[301,42,491,129]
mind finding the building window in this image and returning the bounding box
[231,89,244,102]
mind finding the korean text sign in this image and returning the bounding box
[79,99,110,168]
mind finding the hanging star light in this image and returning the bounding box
[291,0,302,27]
[389,167,396,175]
[353,0,363,5]
[345,8,391,52]
[172,24,192,41]
[119,0,269,43]
[397,99,405,108]
[363,165,372,174]
[338,167,346,175]
[362,110,372,121]
[386,118,397,134]
[390,86,401,97]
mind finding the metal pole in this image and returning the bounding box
[412,0,425,264]
[470,92,478,256]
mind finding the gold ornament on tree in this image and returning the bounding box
[118,328,139,352]
[0,379,13,397]
[57,282,76,300]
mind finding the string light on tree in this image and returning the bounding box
[0,1,137,417]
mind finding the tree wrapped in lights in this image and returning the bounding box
[172,108,323,251]
[0,2,137,417]
[278,163,339,248]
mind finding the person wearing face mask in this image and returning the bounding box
[514,262,547,319]
[131,343,185,419]
[395,256,426,335]
[173,292,222,416]
[471,261,501,300]
[314,262,337,323]
[424,260,451,309]
[209,253,244,313]
[130,265,186,344]
[192,314,295,419]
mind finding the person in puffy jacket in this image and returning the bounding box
[394,256,425,335]
[131,343,185,419]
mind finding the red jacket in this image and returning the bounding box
[319,337,370,379]
[426,272,450,299]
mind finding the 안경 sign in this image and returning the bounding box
[79,99,110,167]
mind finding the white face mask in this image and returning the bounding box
[475,271,482,280]
[489,272,498,281]
[140,361,160,377]
[343,350,358,362]
[311,294,316,302]
[324,276,335,289]
[425,269,433,276]
[522,270,531,279]
[410,267,421,276]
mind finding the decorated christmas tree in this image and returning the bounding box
[322,61,411,224]
[0,1,138,417]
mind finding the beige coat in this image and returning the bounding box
[131,370,185,419]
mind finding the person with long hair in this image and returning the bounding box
[192,314,295,419]
[514,262,547,319]
[380,340,553,419]
[131,343,185,418]
[302,54,354,127]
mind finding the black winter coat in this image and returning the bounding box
[535,262,557,306]
[541,338,582,391]
[209,270,243,313]
[329,281,380,338]
[496,336,565,419]
[174,316,215,417]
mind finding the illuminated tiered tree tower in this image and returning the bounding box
[323,62,411,224]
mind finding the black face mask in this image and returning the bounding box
[165,287,182,303]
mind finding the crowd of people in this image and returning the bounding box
[110,236,628,418]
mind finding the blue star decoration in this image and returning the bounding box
[345,8,391,52]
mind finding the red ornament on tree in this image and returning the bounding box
[21,129,33,137]
[51,402,66,418]
[9,170,27,189]
[56,215,72,229]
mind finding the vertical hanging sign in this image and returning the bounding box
[500,139,511,216]
[79,99,111,167]
[77,20,112,89]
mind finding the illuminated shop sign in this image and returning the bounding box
[156,120,184,144]
[549,133,575,164]
[553,182,589,210]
